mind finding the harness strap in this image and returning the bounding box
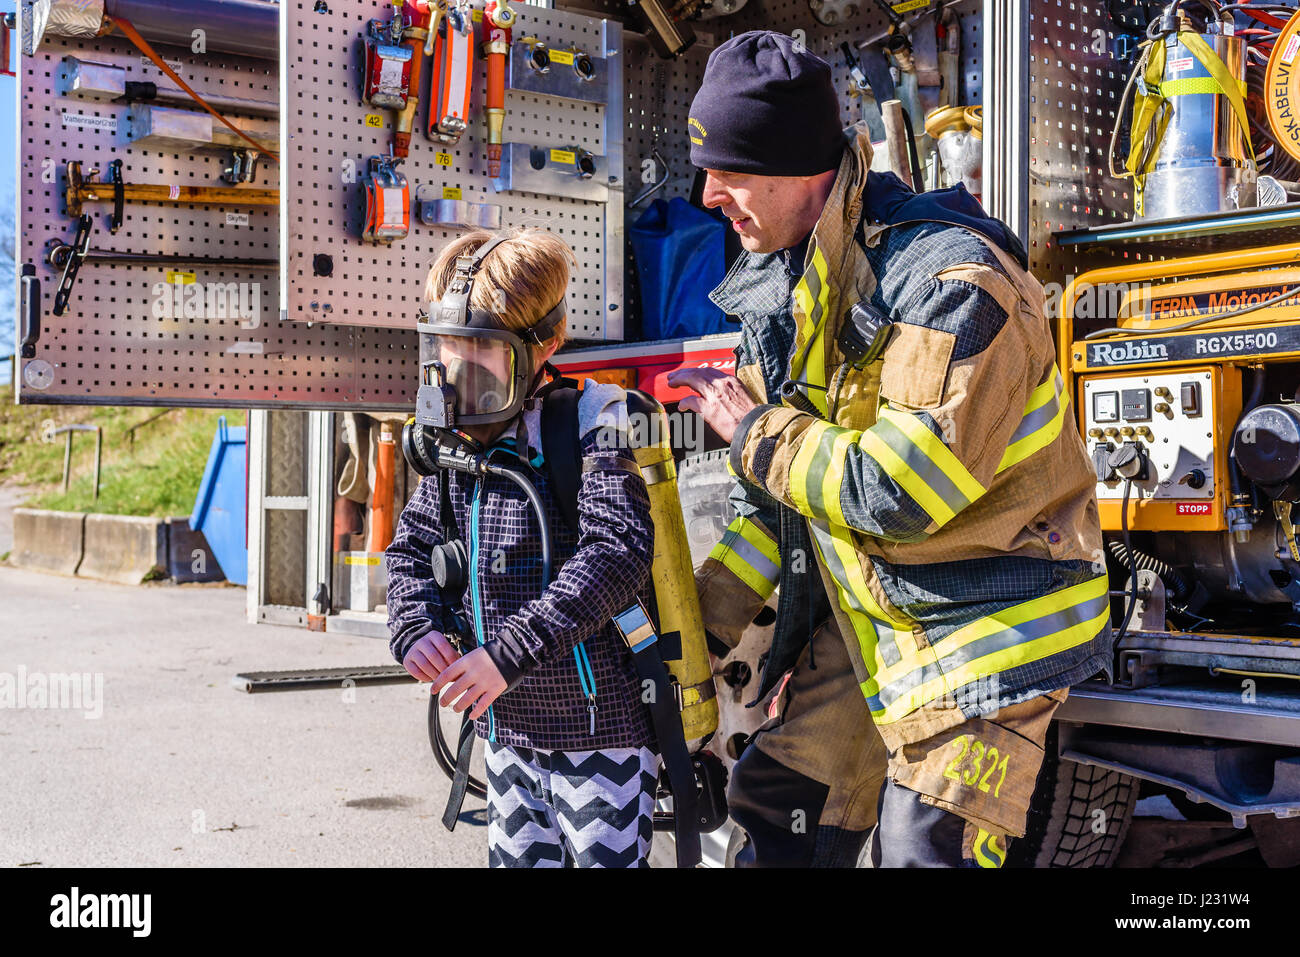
[442,712,478,831]
[612,601,702,869]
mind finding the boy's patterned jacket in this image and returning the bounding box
[386,386,656,752]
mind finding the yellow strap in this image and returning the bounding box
[1181,31,1254,162]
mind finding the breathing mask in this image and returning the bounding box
[414,234,567,430]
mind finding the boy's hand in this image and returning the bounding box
[430,647,507,720]
[403,631,461,682]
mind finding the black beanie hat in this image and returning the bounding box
[688,31,844,177]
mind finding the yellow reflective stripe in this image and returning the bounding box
[973,829,1005,868]
[788,417,835,518]
[998,365,1068,474]
[789,247,831,413]
[871,579,1110,723]
[820,427,857,528]
[804,249,830,407]
[708,517,780,597]
[813,522,918,674]
[860,407,984,527]
[813,527,890,677]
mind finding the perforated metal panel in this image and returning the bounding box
[283,0,624,341]
[15,31,298,406]
[1026,0,1137,291]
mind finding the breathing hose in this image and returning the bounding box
[427,458,554,803]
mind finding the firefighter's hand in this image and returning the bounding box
[668,367,757,445]
[403,631,461,682]
[430,647,507,720]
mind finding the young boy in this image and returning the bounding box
[386,228,659,868]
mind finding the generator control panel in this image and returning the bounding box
[1080,369,1217,503]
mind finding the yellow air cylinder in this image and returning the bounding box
[626,389,719,744]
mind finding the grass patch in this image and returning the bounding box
[0,384,244,517]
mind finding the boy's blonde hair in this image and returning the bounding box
[425,228,576,346]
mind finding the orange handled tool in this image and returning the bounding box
[484,0,516,177]
[393,0,433,158]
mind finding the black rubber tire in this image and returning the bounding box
[1008,724,1140,868]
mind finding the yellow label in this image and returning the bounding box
[442,186,463,200]
[436,152,454,167]
[165,270,196,285]
[549,49,574,65]
[343,555,382,566]
[472,8,482,20]
[891,0,928,11]
[365,113,384,129]
[550,148,576,166]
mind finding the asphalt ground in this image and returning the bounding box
[0,566,486,867]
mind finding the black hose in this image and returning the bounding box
[428,460,555,802]
[1107,540,1193,601]
[487,463,554,585]
[1115,479,1141,644]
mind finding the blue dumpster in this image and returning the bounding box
[190,416,248,586]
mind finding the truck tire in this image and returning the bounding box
[1008,725,1139,868]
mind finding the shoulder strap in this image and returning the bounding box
[540,384,583,535]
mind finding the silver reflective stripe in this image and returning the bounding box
[872,417,974,518]
[1006,371,1064,447]
[874,586,1109,710]
[718,527,780,585]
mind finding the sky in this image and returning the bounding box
[2,1,16,386]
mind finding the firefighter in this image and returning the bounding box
[670,31,1111,867]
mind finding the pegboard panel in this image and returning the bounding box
[1026,1,1141,293]
[15,29,423,411]
[284,1,623,340]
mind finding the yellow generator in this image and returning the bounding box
[1062,243,1300,681]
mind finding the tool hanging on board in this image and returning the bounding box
[106,15,278,162]
[52,214,93,318]
[64,161,279,224]
[361,154,411,244]
[45,243,277,271]
[484,0,517,177]
[394,1,435,158]
[428,0,475,145]
[363,13,416,111]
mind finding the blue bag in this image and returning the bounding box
[629,197,729,340]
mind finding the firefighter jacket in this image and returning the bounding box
[695,123,1112,752]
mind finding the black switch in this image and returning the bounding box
[1180,381,1202,417]
[1121,388,1151,421]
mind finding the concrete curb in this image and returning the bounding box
[11,508,86,576]
[8,509,230,585]
[78,513,168,585]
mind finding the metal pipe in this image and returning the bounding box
[104,0,279,60]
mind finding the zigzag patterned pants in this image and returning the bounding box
[485,742,658,868]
